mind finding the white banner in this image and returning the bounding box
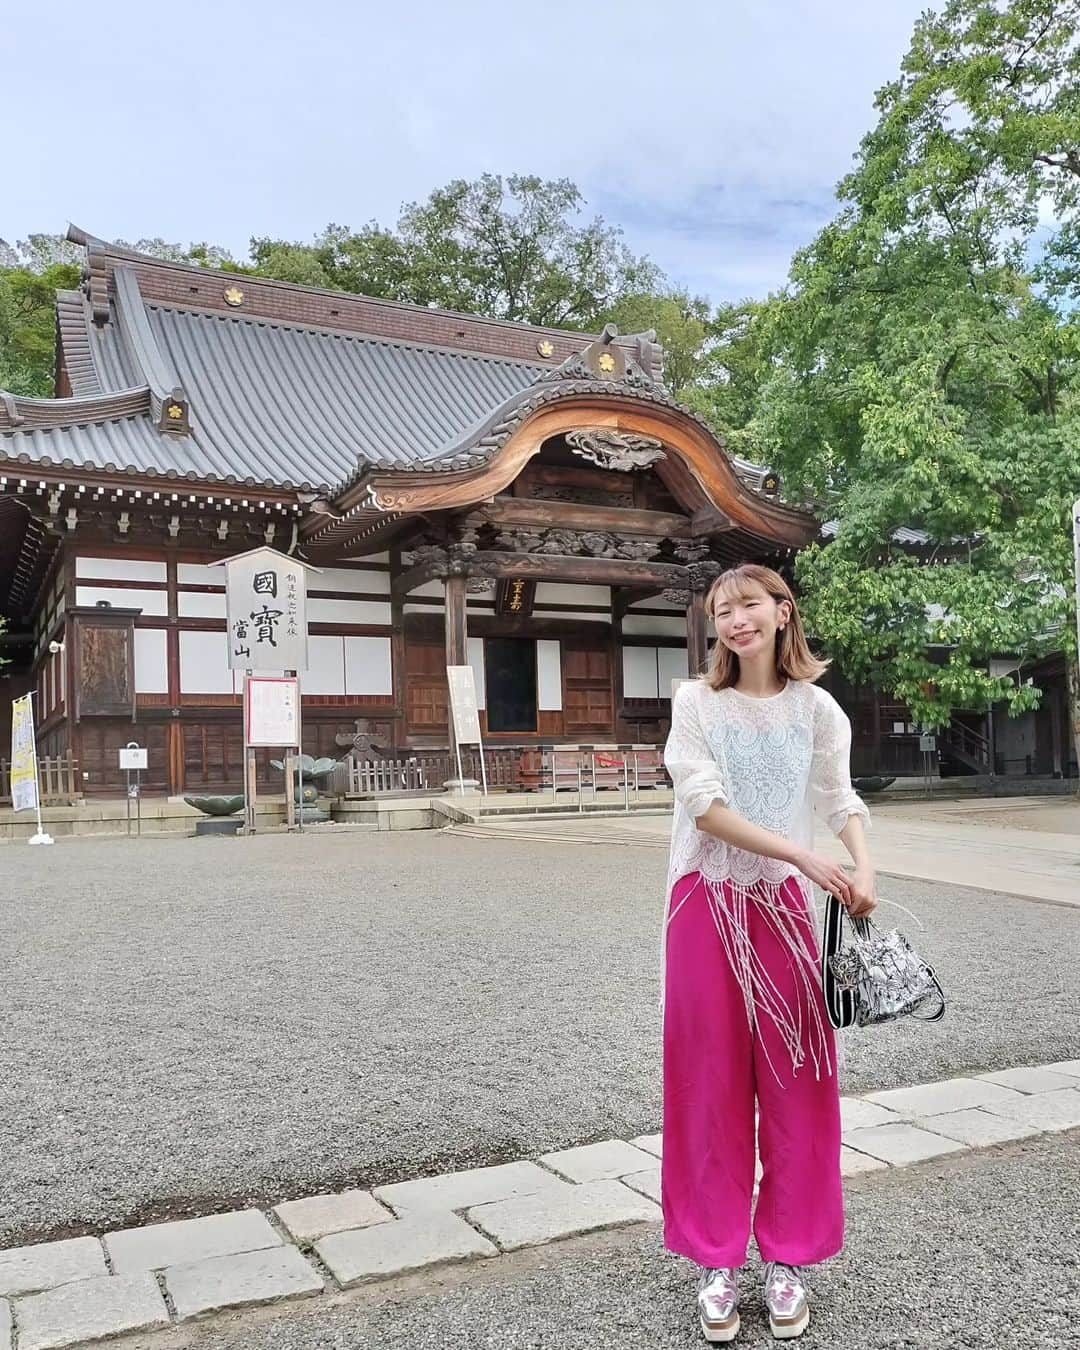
[220,547,313,672]
[10,694,38,813]
[446,665,483,745]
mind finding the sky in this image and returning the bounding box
[4,0,932,305]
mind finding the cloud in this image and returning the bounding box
[2,0,931,304]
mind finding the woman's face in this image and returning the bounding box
[711,583,791,660]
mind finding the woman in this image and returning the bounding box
[661,564,876,1343]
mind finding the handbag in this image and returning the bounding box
[821,893,945,1030]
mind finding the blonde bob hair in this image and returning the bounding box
[703,563,828,691]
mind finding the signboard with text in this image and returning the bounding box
[217,547,314,672]
[495,578,536,617]
[245,676,301,747]
[446,665,483,745]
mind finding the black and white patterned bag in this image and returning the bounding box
[822,894,946,1030]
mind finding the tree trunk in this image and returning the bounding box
[1068,658,1080,793]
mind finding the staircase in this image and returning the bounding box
[938,717,993,775]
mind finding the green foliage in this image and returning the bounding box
[601,288,710,393]
[251,174,661,329]
[0,261,81,396]
[745,0,1080,742]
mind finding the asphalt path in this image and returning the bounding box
[2,828,1078,1247]
[150,1132,1080,1350]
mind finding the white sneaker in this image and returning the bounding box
[763,1262,809,1340]
[697,1266,740,1342]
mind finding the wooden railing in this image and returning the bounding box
[338,749,521,796]
[939,719,992,772]
[0,753,82,806]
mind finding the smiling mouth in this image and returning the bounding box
[731,632,758,645]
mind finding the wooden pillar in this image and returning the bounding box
[686,590,708,678]
[444,572,468,668]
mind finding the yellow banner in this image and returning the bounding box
[10,694,38,812]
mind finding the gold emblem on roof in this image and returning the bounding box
[597,352,616,373]
[223,285,245,307]
[537,339,555,358]
[166,403,185,420]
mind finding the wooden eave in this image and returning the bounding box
[320,395,818,551]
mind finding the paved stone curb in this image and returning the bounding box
[1,1058,1076,1348]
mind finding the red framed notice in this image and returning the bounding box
[245,675,300,747]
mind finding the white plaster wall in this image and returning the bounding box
[315,566,391,594]
[179,630,234,694]
[658,646,690,689]
[537,639,563,710]
[344,636,394,696]
[76,556,167,582]
[621,615,687,638]
[308,597,392,625]
[134,629,169,694]
[534,583,611,607]
[623,647,659,699]
[178,591,227,619]
[176,563,225,586]
[467,636,487,709]
[304,636,347,695]
[75,586,169,616]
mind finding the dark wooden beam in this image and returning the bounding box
[444,574,468,667]
[472,497,690,539]
[472,550,686,589]
[392,561,440,600]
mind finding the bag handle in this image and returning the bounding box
[821,892,858,1030]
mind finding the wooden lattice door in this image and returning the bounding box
[561,643,613,737]
[404,638,449,734]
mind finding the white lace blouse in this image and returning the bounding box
[663,677,869,899]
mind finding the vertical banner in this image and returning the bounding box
[10,694,38,812]
[445,664,488,795]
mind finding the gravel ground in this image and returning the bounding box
[160,1132,1080,1350]
[1,827,1078,1247]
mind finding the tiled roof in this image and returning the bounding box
[2,244,777,500]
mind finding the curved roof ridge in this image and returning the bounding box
[65,223,664,367]
[111,266,189,426]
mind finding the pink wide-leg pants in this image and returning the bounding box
[661,871,844,1268]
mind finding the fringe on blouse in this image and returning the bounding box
[662,872,836,1087]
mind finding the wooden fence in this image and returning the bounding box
[0,753,82,806]
[337,749,521,796]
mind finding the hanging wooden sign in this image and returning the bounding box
[495,578,536,617]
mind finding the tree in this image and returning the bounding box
[251,174,661,329]
[748,0,1080,769]
[0,234,235,396]
[601,289,711,394]
[0,261,81,396]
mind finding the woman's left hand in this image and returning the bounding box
[845,865,877,918]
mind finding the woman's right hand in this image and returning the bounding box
[794,849,852,904]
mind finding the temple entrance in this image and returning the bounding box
[485,637,537,733]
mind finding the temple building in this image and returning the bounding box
[0,229,1072,795]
